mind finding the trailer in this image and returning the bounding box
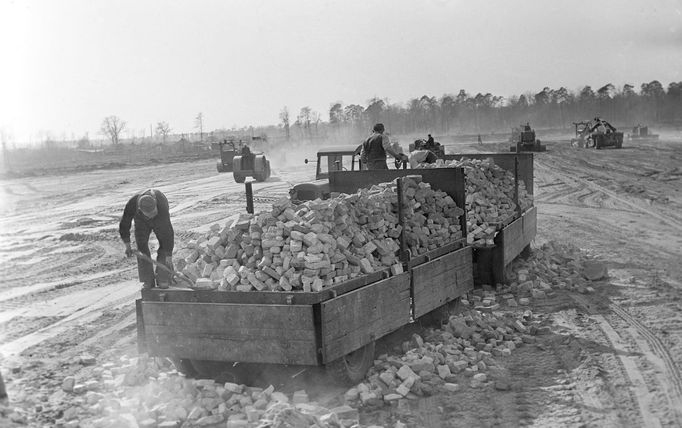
[442,153,536,285]
[137,168,473,383]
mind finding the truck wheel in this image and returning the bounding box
[328,341,375,384]
[217,162,225,173]
[234,174,245,183]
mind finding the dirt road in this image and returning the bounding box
[1,136,681,427]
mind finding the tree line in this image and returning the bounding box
[281,80,682,139]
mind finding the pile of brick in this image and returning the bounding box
[36,354,361,428]
[416,158,533,246]
[506,241,602,295]
[345,309,537,408]
[464,241,600,310]
[175,176,463,291]
[401,175,464,256]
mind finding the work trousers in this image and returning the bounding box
[134,212,174,287]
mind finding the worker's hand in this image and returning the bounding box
[124,243,134,257]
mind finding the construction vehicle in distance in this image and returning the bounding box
[232,145,271,183]
[215,135,268,173]
[409,138,446,159]
[289,145,363,201]
[628,125,659,142]
[571,117,624,149]
[509,123,546,152]
[215,139,243,173]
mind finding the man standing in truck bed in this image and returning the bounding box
[361,123,407,170]
[119,188,174,289]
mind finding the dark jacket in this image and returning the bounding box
[363,133,387,169]
[119,189,171,244]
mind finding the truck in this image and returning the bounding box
[509,123,546,152]
[289,145,362,202]
[628,125,659,142]
[571,118,624,149]
[136,155,536,383]
[215,140,242,173]
[215,136,269,174]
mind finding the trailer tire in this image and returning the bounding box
[328,341,375,384]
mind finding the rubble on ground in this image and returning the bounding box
[505,241,607,295]
[345,309,538,409]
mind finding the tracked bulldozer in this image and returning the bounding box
[509,123,546,152]
[571,118,623,149]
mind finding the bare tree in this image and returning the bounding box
[195,113,204,141]
[156,121,171,143]
[101,116,127,145]
[279,107,290,140]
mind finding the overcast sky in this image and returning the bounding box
[1,0,681,144]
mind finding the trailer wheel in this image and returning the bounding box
[328,341,375,384]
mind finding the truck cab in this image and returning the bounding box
[290,145,362,201]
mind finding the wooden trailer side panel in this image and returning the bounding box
[329,168,467,242]
[501,206,537,267]
[412,246,473,319]
[141,302,319,365]
[320,273,411,364]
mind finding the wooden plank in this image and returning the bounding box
[140,270,385,305]
[320,273,411,363]
[412,247,473,318]
[145,334,318,365]
[502,207,537,267]
[141,302,318,365]
[136,299,146,354]
[502,215,525,266]
[142,301,314,332]
[523,206,537,243]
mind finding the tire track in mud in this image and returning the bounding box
[570,293,682,425]
[0,280,141,358]
[535,157,682,232]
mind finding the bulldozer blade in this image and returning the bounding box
[132,250,194,287]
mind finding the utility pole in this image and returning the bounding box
[195,112,204,142]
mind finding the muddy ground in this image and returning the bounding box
[1,134,681,427]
